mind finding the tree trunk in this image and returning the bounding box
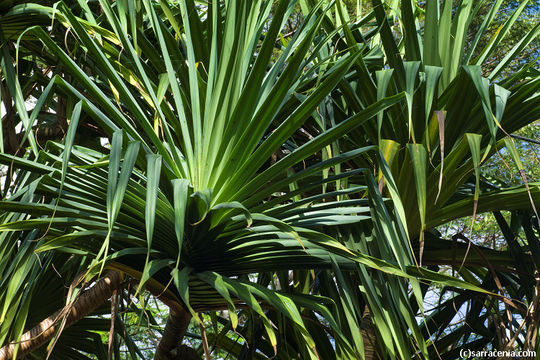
[155,308,194,360]
[0,271,123,360]
[361,308,377,360]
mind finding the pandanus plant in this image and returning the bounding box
[301,0,540,356]
[0,1,492,359]
[1,0,538,358]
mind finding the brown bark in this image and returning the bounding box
[361,308,377,360]
[0,271,123,360]
[0,269,200,359]
[154,308,194,360]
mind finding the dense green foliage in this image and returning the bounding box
[0,0,539,359]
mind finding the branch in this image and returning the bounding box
[0,270,199,359]
[0,271,123,360]
[510,134,540,146]
[154,308,193,360]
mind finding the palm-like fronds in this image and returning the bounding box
[0,1,480,358]
[302,0,540,356]
[1,0,538,358]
